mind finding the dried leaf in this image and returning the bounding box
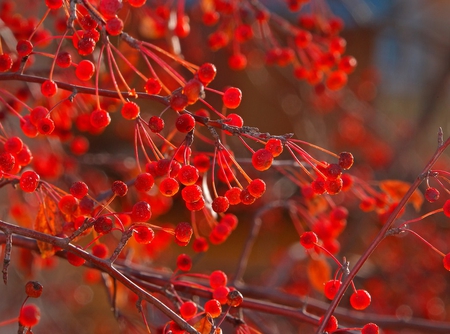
[307,258,331,292]
[34,195,64,258]
[379,180,423,211]
[194,314,213,334]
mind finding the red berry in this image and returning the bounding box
[56,51,72,68]
[175,222,193,243]
[180,301,197,320]
[183,79,204,104]
[225,187,242,205]
[265,138,283,157]
[294,30,312,48]
[325,177,343,195]
[227,290,244,307]
[129,0,146,7]
[208,31,229,51]
[228,53,247,70]
[204,299,222,318]
[112,180,128,196]
[76,60,95,81]
[170,92,188,111]
[41,80,58,97]
[210,224,231,244]
[300,231,318,249]
[77,37,96,56]
[324,280,342,300]
[220,213,238,230]
[240,188,256,205]
[178,165,199,186]
[192,237,209,252]
[181,184,203,203]
[20,115,38,138]
[105,17,124,36]
[325,70,347,91]
[425,187,440,203]
[121,101,140,120]
[99,0,123,19]
[4,136,23,154]
[175,113,195,133]
[350,289,371,310]
[325,163,342,180]
[144,78,162,94]
[339,55,357,74]
[90,109,111,129]
[134,173,154,192]
[222,87,242,109]
[25,281,43,298]
[361,323,379,334]
[247,179,266,198]
[131,201,152,222]
[92,243,109,258]
[0,53,13,72]
[37,117,55,135]
[19,304,41,327]
[19,170,40,192]
[209,270,227,289]
[176,253,192,271]
[67,249,86,267]
[318,315,338,332]
[212,196,229,213]
[70,181,89,199]
[252,148,273,171]
[94,216,113,234]
[213,285,230,304]
[16,40,33,57]
[338,152,354,170]
[159,177,179,197]
[148,116,164,133]
[45,0,63,9]
[197,63,217,85]
[58,195,79,215]
[71,136,89,155]
[133,225,155,244]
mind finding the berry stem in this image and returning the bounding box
[403,228,446,257]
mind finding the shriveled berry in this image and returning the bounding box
[25,281,43,298]
[183,79,204,104]
[227,290,243,307]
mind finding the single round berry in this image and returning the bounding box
[361,323,379,334]
[183,79,204,104]
[425,187,440,203]
[181,184,203,203]
[105,17,124,36]
[319,315,338,332]
[324,280,342,300]
[70,181,89,199]
[148,116,164,133]
[192,237,209,252]
[265,138,283,157]
[19,304,41,327]
[175,222,193,243]
[77,37,96,56]
[90,109,111,129]
[0,53,13,72]
[159,177,179,197]
[76,60,95,81]
[55,51,72,68]
[228,53,247,70]
[45,0,63,9]
[176,253,192,271]
[131,201,152,222]
[197,63,217,85]
[144,78,162,94]
[338,152,354,170]
[175,113,196,133]
[186,197,205,211]
[170,92,189,111]
[240,188,256,205]
[133,225,155,244]
[67,249,86,267]
[58,195,78,215]
[121,101,140,120]
[30,106,49,126]
[225,187,242,205]
[222,87,242,109]
[204,299,222,318]
[37,118,55,135]
[213,286,230,304]
[178,165,199,186]
[325,164,342,180]
[350,289,371,310]
[99,0,123,19]
[212,196,229,213]
[134,173,154,192]
[252,148,273,171]
[25,281,43,298]
[210,224,232,244]
[19,170,40,192]
[247,179,266,198]
[92,243,109,258]
[112,180,128,196]
[180,301,197,320]
[129,0,146,7]
[300,231,318,249]
[0,152,15,172]
[4,136,23,154]
[41,80,58,97]
[93,216,113,234]
[16,40,33,57]
[339,55,357,74]
[209,270,227,289]
[443,200,450,218]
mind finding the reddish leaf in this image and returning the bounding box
[379,180,423,211]
[307,258,331,292]
[194,314,213,334]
